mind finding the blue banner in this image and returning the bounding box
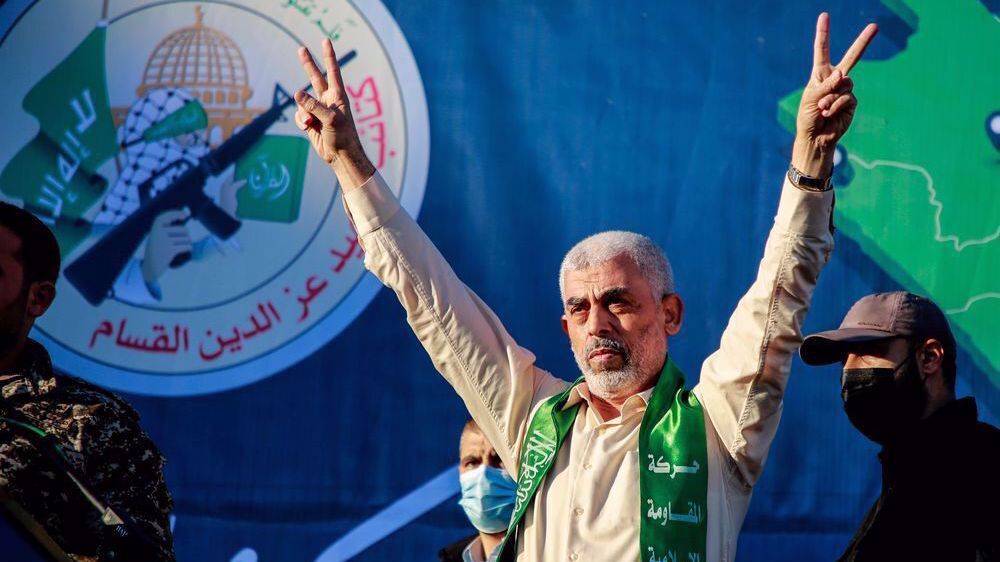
[1,1,996,560]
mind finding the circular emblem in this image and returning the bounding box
[0,0,429,395]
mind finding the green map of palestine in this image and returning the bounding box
[779,0,1000,380]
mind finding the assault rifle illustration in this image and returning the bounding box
[64,78,302,305]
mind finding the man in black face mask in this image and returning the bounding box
[800,291,1000,561]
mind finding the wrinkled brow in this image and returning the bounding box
[565,286,631,308]
[598,286,630,301]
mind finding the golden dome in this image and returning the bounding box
[137,5,252,108]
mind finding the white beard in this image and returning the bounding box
[578,364,646,398]
[572,324,661,400]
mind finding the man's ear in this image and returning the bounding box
[662,294,683,337]
[26,281,56,320]
[561,315,569,336]
[917,338,945,380]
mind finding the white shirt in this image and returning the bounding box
[344,173,834,561]
[462,536,499,562]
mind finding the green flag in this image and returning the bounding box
[21,26,118,170]
[0,26,117,254]
[0,134,105,252]
[234,135,309,224]
[142,100,208,143]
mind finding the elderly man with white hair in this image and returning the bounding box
[292,13,877,562]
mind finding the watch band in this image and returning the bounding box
[787,164,833,192]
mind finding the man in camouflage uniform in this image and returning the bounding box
[0,202,175,561]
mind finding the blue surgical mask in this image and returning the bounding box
[458,465,517,533]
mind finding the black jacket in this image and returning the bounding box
[839,397,1000,561]
[438,534,478,562]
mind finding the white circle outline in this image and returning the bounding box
[3,0,429,396]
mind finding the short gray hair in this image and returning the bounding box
[559,231,675,303]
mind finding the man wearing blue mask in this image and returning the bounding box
[800,291,1000,561]
[441,419,517,562]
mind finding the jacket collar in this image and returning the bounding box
[878,397,979,480]
[0,339,56,400]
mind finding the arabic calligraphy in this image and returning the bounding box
[89,298,281,362]
[648,548,678,562]
[280,0,350,43]
[331,234,363,273]
[90,319,190,353]
[645,499,704,526]
[292,275,329,322]
[196,300,281,361]
[247,158,291,201]
[646,455,701,479]
[34,88,101,224]
[647,548,702,562]
[513,430,557,513]
[347,77,395,168]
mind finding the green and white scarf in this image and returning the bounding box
[496,357,708,562]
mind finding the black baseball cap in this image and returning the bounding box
[800,291,956,365]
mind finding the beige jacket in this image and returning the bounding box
[344,173,834,561]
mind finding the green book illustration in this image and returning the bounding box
[234,135,309,223]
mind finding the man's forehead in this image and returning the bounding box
[459,427,490,454]
[563,256,644,294]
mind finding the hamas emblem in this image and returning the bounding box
[0,0,429,395]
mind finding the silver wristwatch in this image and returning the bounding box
[787,164,833,192]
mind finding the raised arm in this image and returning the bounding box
[292,40,566,473]
[293,41,375,191]
[694,13,878,485]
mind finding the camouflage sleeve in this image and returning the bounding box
[1,417,105,558]
[74,401,176,561]
[0,423,69,535]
